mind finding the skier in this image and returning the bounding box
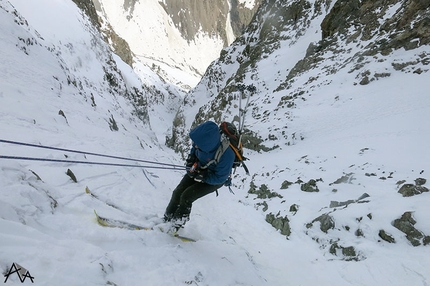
[164,121,235,232]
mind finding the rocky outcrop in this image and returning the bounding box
[321,0,430,51]
[73,0,134,67]
[247,164,428,259]
[101,22,134,67]
[283,0,430,89]
[159,0,230,44]
[308,214,335,233]
[379,230,396,243]
[159,0,262,45]
[301,179,320,192]
[72,0,100,29]
[329,242,359,261]
[393,212,430,246]
[248,182,283,199]
[266,213,291,236]
[330,193,370,208]
[94,0,261,74]
[398,178,429,197]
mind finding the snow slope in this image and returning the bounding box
[1,0,430,286]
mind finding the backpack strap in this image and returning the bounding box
[229,143,250,175]
[229,143,243,161]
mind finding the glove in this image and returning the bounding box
[190,168,207,182]
[193,172,205,183]
[187,166,198,179]
[185,153,197,172]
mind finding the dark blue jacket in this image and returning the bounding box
[189,121,235,185]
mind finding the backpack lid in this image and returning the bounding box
[219,122,238,137]
[219,122,239,148]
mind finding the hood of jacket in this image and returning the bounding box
[189,121,220,153]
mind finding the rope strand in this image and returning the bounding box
[0,155,185,170]
[0,139,185,170]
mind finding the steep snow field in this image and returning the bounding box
[1,0,429,285]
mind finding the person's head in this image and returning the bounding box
[189,121,220,152]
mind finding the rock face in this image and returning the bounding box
[72,0,100,29]
[92,0,262,80]
[284,0,430,88]
[167,0,430,154]
[159,0,261,45]
[317,0,430,70]
[159,0,230,43]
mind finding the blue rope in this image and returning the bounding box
[0,139,185,170]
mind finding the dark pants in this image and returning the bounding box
[164,175,221,225]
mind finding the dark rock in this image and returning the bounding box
[311,214,335,233]
[379,230,395,243]
[300,179,319,192]
[424,236,430,246]
[398,184,429,197]
[266,213,291,236]
[330,200,355,208]
[280,180,293,189]
[355,229,364,237]
[58,110,67,122]
[329,242,340,255]
[109,115,119,131]
[289,204,299,214]
[330,193,370,208]
[342,246,357,257]
[396,180,407,186]
[66,169,78,183]
[329,242,358,258]
[256,201,269,212]
[393,212,425,246]
[330,172,355,185]
[357,193,370,200]
[415,178,427,186]
[248,183,283,199]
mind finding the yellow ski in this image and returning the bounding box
[94,210,196,242]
